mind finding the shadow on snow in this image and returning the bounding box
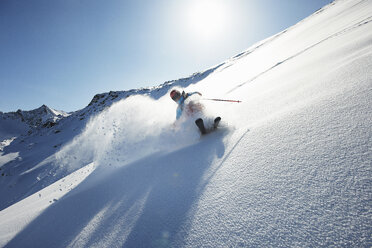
[6,133,226,248]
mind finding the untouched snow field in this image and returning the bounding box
[1,0,371,247]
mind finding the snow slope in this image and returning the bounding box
[1,0,371,247]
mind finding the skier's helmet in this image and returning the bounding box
[170,89,181,101]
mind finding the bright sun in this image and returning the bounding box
[186,0,229,41]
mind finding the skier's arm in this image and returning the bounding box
[185,91,202,98]
[172,108,182,129]
[176,106,182,120]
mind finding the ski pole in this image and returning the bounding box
[202,98,242,103]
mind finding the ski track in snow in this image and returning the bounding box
[1,0,372,247]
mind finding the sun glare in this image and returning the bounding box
[186,0,229,41]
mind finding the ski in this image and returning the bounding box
[195,117,221,135]
[195,118,207,134]
[213,117,221,129]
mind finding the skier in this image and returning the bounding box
[170,89,221,134]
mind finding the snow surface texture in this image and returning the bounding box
[1,0,372,247]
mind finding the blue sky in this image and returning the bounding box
[0,0,331,112]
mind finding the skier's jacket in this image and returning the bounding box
[175,91,203,120]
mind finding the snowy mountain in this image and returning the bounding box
[0,104,68,140]
[1,0,371,247]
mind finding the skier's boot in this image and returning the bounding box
[195,118,207,134]
[214,117,221,129]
